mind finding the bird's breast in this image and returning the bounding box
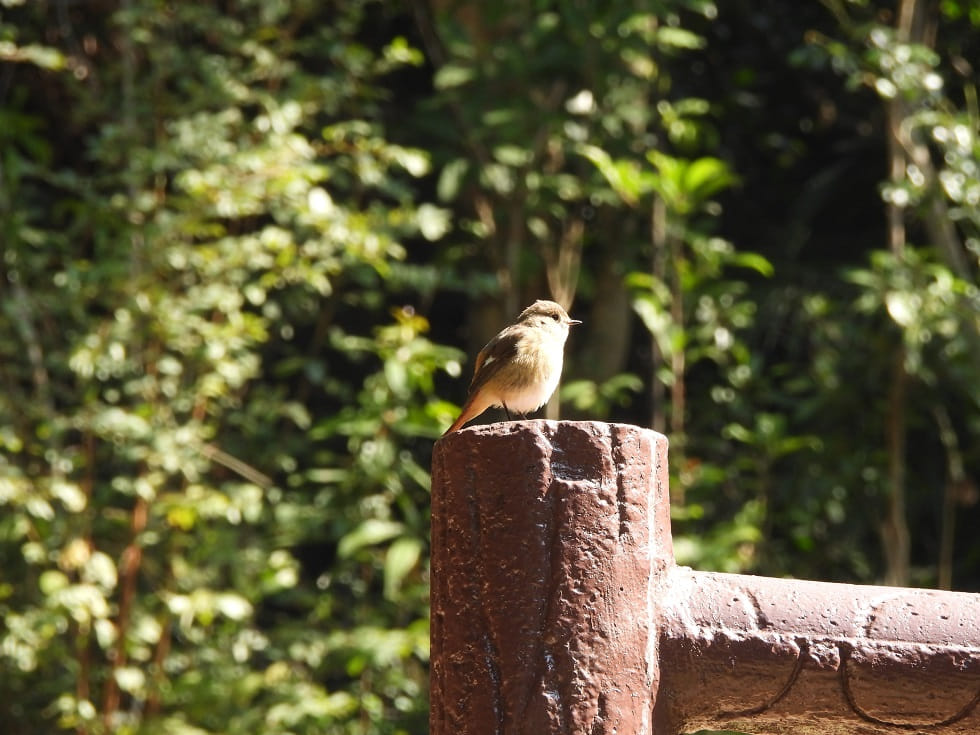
[488,338,564,412]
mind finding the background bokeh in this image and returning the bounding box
[1,1,978,733]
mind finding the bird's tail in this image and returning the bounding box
[442,393,492,436]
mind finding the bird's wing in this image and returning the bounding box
[468,326,521,394]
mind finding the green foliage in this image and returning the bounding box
[562,374,644,415]
[1,1,448,733]
[849,248,979,380]
[1,0,979,733]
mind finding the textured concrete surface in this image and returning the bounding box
[431,421,980,735]
[431,421,670,735]
[658,569,980,734]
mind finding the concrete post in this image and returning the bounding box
[431,421,669,734]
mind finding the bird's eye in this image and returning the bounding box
[551,313,560,321]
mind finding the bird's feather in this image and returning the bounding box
[468,328,520,394]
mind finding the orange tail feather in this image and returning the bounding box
[443,392,492,435]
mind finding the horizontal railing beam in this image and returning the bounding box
[658,567,980,733]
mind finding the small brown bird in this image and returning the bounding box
[443,299,581,435]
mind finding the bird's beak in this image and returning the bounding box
[567,318,582,326]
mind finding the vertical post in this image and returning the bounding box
[431,421,671,735]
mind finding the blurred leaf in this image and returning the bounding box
[338,519,405,558]
[384,536,422,600]
[433,63,474,89]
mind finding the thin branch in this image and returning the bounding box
[103,496,148,729]
[650,196,667,437]
[199,443,274,488]
[10,282,61,471]
[74,621,91,735]
[933,405,966,590]
[145,616,172,717]
[881,346,910,587]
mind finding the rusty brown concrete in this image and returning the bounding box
[431,421,980,735]
[658,568,980,734]
[430,421,670,735]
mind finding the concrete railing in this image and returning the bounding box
[430,421,980,734]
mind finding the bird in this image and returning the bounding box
[443,299,581,435]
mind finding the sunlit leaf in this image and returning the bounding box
[338,519,405,558]
[383,537,422,600]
